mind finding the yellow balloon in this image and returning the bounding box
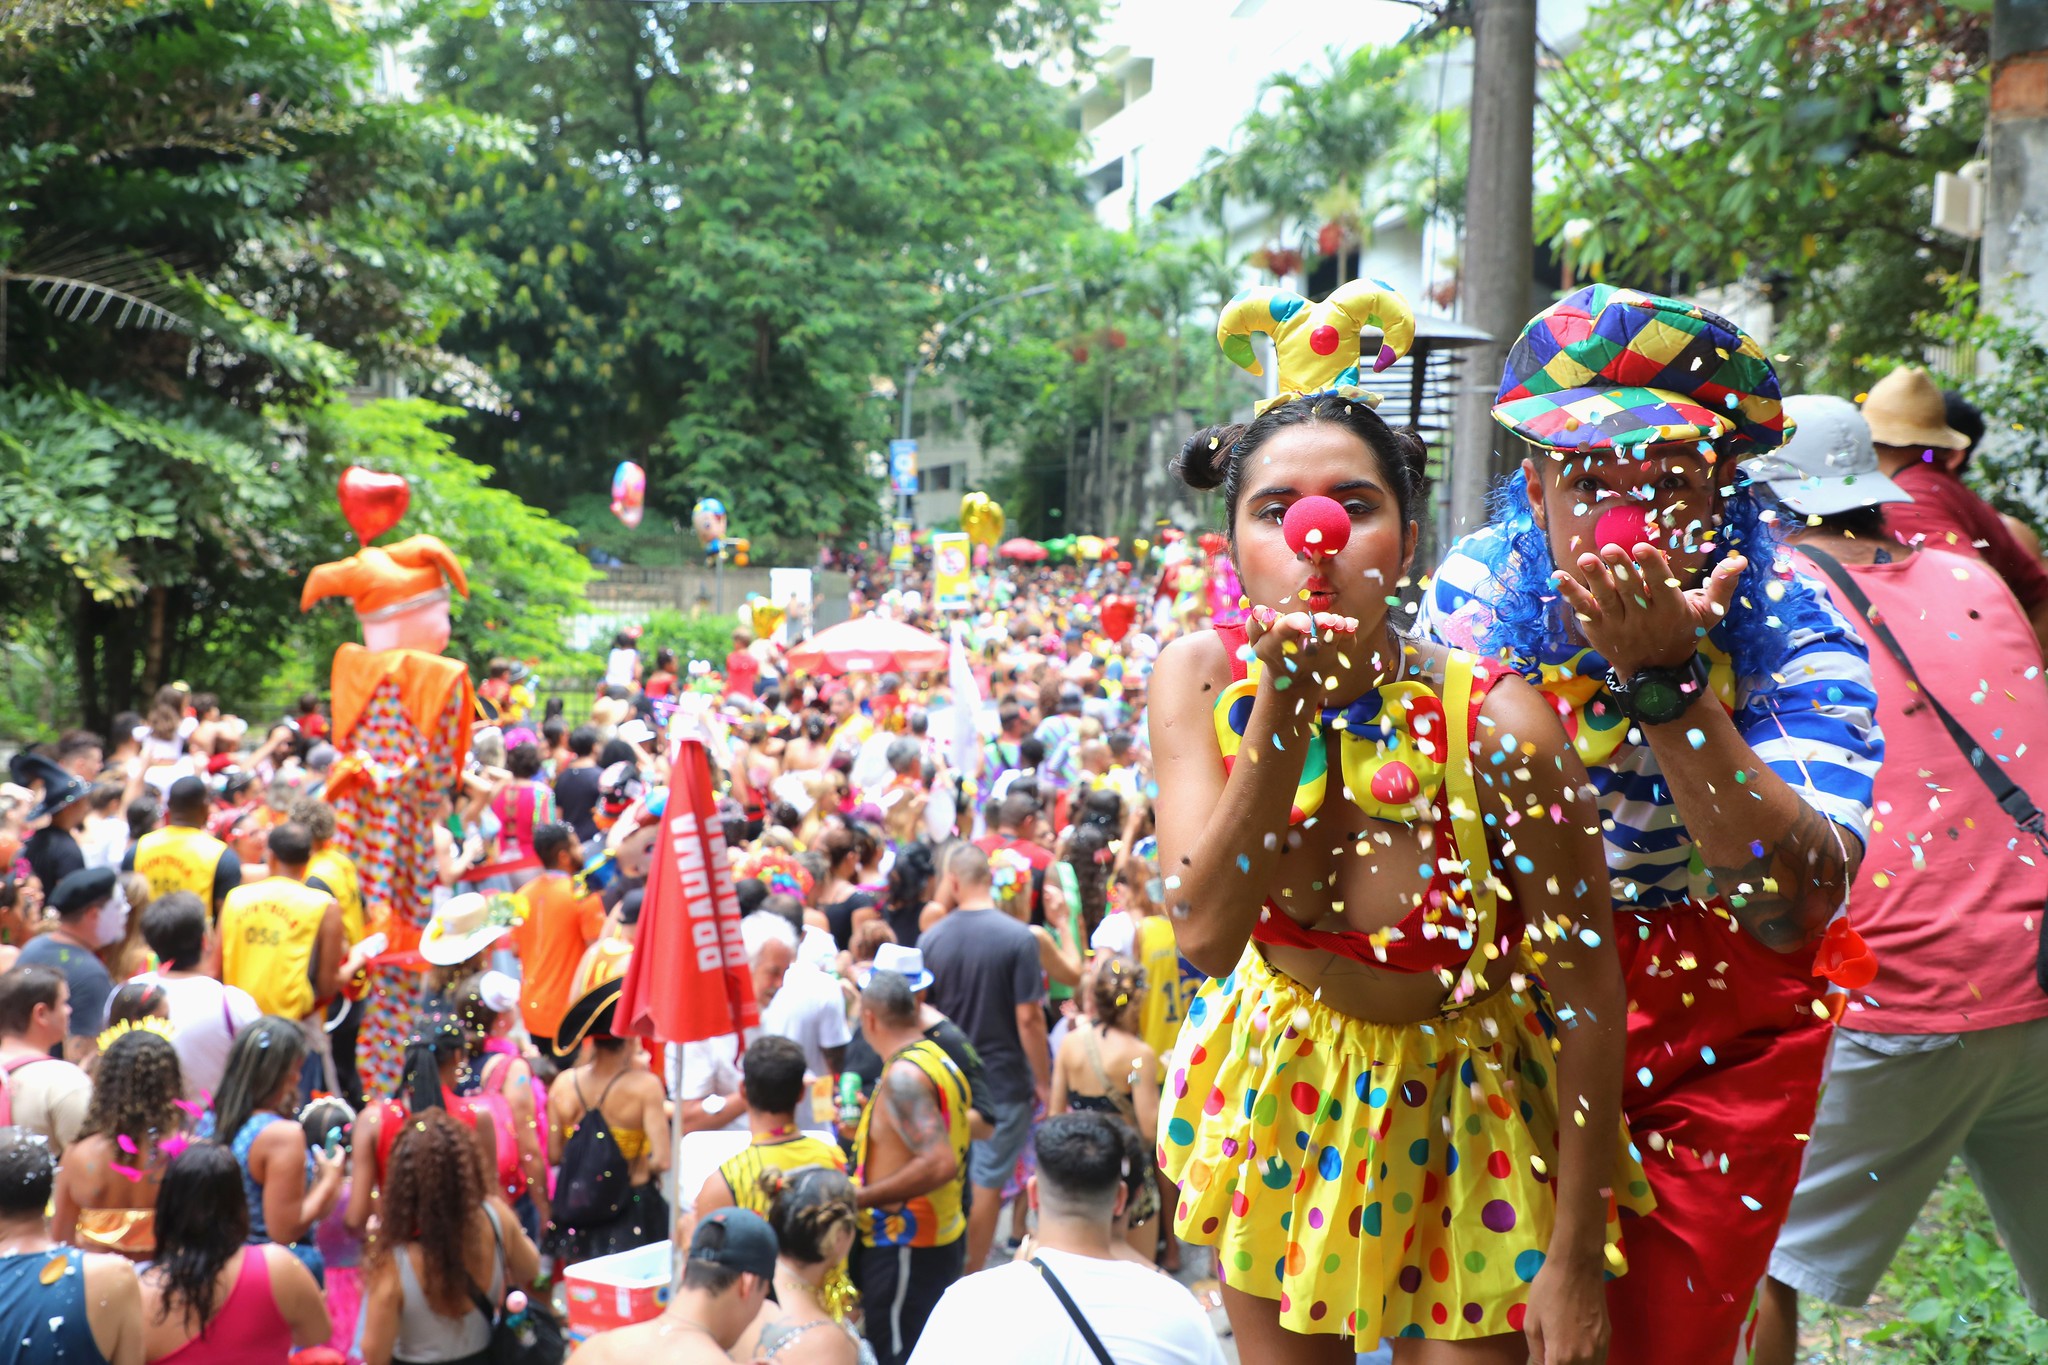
[1134,537,1151,559]
[748,601,786,639]
[1075,535,1105,562]
[961,492,1005,548]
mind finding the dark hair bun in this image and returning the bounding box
[1388,427,1430,489]
[1174,424,1242,492]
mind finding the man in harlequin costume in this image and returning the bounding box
[1422,285,1884,1363]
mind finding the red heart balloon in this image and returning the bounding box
[1100,597,1136,643]
[338,466,409,544]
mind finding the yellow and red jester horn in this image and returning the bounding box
[1216,278,1418,414]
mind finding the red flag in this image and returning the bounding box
[616,736,758,1043]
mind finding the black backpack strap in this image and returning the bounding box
[1800,547,2047,844]
[1030,1257,1117,1365]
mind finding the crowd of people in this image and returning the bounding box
[0,282,2044,1365]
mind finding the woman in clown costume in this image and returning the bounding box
[1421,286,1882,1364]
[1149,279,1648,1362]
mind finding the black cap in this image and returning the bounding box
[48,867,117,918]
[688,1208,778,1279]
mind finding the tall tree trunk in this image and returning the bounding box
[72,590,106,737]
[142,586,168,699]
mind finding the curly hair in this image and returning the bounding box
[81,1028,183,1157]
[368,1108,486,1317]
[1089,954,1145,1032]
[1481,472,1788,685]
[147,1142,249,1332]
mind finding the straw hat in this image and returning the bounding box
[1860,366,1968,451]
[418,892,518,966]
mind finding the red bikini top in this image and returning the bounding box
[1214,622,1520,980]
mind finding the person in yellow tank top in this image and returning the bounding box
[128,777,239,916]
[850,970,970,1365]
[219,824,367,1029]
[292,795,372,1107]
[694,1036,846,1218]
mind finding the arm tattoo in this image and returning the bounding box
[1709,800,1849,950]
[883,1062,946,1154]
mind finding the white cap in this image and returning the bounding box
[1751,394,1913,517]
[477,970,520,1014]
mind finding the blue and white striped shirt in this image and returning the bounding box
[1421,526,1883,911]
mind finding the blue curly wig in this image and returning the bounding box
[1480,470,1787,684]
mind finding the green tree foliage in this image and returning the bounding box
[419,0,1099,560]
[1538,0,1987,389]
[953,229,1239,536]
[0,0,582,732]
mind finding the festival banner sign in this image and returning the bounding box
[933,531,971,611]
[890,519,913,569]
[616,736,758,1044]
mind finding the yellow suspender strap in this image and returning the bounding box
[1440,652,1501,1002]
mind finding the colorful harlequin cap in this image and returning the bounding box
[1492,285,1791,460]
[1216,279,1418,415]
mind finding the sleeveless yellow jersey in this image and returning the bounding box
[718,1134,847,1216]
[134,825,227,905]
[219,879,330,1020]
[1137,913,1199,1059]
[307,848,368,946]
[854,1039,970,1249]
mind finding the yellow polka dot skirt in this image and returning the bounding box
[1158,945,1654,1347]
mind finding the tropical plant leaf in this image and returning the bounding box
[9,241,190,333]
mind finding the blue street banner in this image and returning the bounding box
[889,439,919,495]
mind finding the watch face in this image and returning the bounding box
[1634,678,1684,719]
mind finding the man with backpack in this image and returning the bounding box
[0,965,93,1152]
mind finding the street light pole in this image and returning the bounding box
[893,281,1060,589]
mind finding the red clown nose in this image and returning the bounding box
[1282,496,1351,558]
[1593,504,1653,553]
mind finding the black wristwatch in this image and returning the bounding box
[1604,653,1711,727]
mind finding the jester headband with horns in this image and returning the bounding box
[1217,278,1418,414]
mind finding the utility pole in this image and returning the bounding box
[1985,0,2048,328]
[1449,0,1536,537]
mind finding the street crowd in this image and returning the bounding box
[1,285,2045,1365]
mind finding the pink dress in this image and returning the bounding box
[154,1245,291,1365]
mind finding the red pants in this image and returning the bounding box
[1605,905,1833,1365]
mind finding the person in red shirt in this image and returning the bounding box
[725,629,761,699]
[1865,365,2048,657]
[972,793,1051,916]
[507,822,606,1056]
[1753,393,2048,1362]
